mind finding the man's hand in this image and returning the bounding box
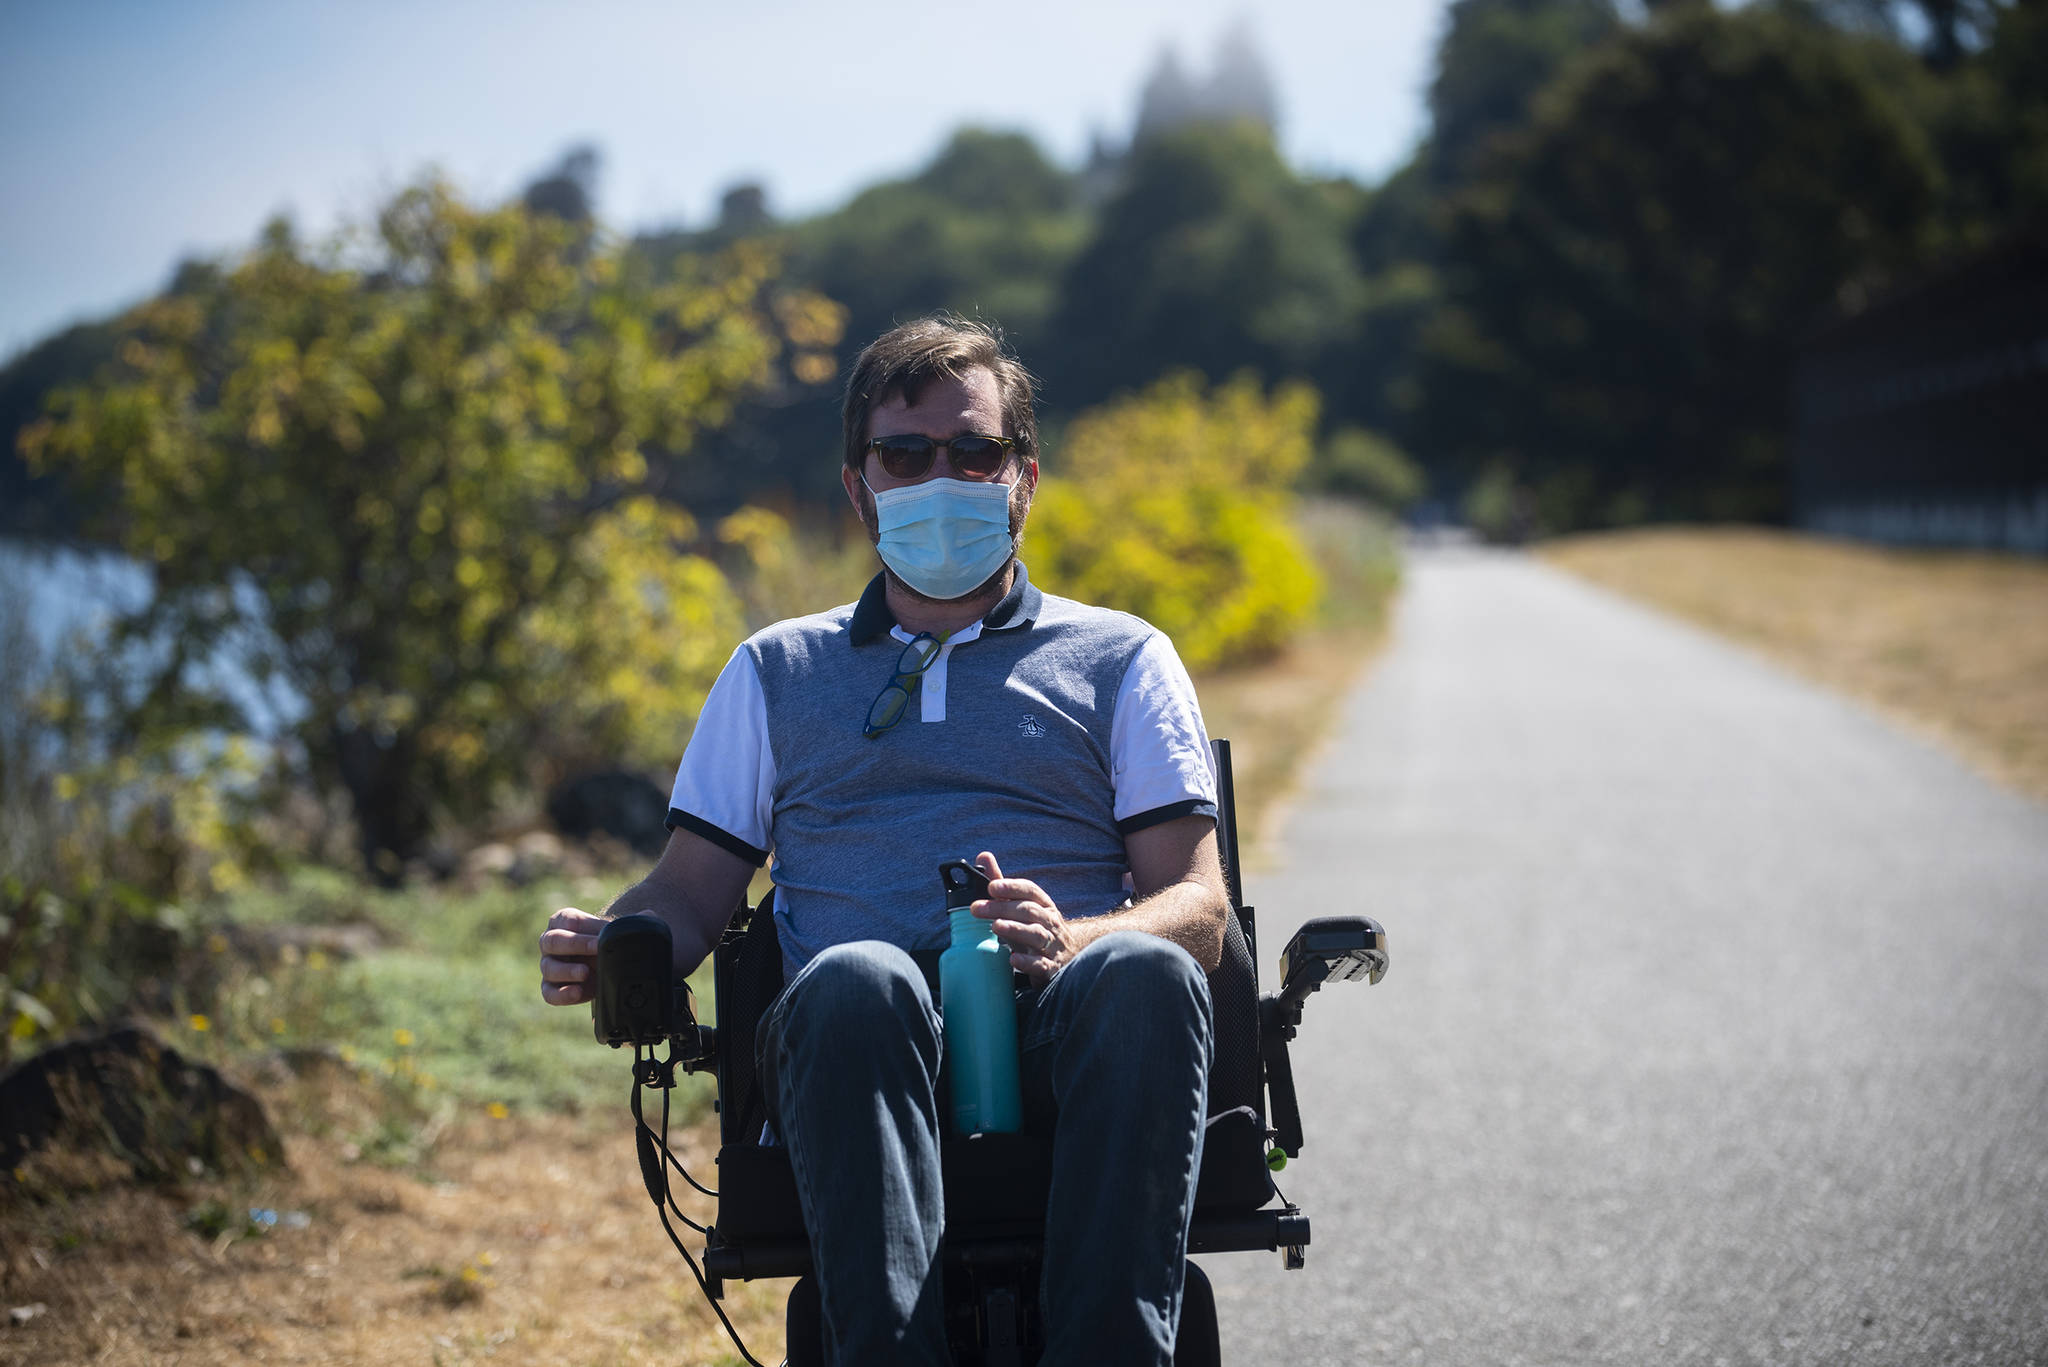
[537,828,757,1007]
[973,851,1083,985]
[539,907,607,1006]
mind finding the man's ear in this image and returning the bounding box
[1022,457,1038,495]
[841,463,866,516]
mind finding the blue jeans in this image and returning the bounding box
[759,931,1215,1367]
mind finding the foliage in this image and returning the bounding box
[194,868,717,1124]
[1049,122,1366,413]
[712,506,877,632]
[20,179,832,877]
[788,129,1086,354]
[1461,461,1532,544]
[1312,427,1428,512]
[0,321,120,537]
[638,129,1088,510]
[1904,0,2048,245]
[1426,0,1622,187]
[13,8,2038,538]
[1030,373,1322,671]
[0,585,271,1065]
[1411,4,1943,530]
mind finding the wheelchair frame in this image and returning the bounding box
[601,738,1385,1365]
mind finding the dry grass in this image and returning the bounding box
[1195,499,1402,864]
[1541,526,2048,802]
[1,1088,791,1367]
[1197,618,1395,865]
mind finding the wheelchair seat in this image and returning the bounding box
[705,902,1277,1260]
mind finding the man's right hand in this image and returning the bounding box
[539,907,607,1006]
[538,828,758,1008]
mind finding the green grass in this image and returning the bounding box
[176,867,718,1131]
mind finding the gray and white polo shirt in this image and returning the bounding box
[666,562,1218,976]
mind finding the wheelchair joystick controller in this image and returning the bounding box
[938,859,1023,1136]
[591,912,712,1071]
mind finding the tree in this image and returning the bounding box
[521,144,601,224]
[638,129,1085,512]
[22,179,831,879]
[1133,24,1283,144]
[0,320,119,537]
[1313,427,1428,512]
[1900,0,2048,244]
[1426,0,1621,188]
[1049,123,1365,411]
[789,128,1085,353]
[1412,6,1941,528]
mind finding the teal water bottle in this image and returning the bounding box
[937,859,1023,1136]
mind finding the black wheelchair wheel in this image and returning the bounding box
[786,1274,823,1367]
[1174,1260,1221,1367]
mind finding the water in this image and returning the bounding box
[0,538,302,735]
[1,538,150,657]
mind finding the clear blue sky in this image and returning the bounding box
[1,0,1446,358]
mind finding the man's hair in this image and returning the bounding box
[841,316,1039,473]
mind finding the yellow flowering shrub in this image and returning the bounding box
[1029,372,1323,671]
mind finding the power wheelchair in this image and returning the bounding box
[593,739,1387,1365]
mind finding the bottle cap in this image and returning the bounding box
[939,858,991,911]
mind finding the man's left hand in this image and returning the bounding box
[973,851,1082,985]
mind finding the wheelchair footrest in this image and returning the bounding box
[1187,1205,1309,1257]
[703,1204,1311,1284]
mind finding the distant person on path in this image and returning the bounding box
[538,316,1228,1365]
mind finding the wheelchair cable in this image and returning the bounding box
[659,1115,720,1199]
[646,1074,785,1367]
[628,1084,707,1234]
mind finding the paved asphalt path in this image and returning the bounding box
[1203,548,2048,1367]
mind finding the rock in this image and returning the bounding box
[502,835,568,886]
[546,769,670,857]
[0,1025,285,1190]
[9,1303,47,1327]
[515,829,563,858]
[460,833,566,887]
[462,841,519,882]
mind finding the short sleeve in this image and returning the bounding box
[666,646,775,865]
[1109,632,1219,834]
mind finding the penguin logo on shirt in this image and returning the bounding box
[1017,714,1047,738]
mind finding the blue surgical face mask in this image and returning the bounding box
[865,475,1016,600]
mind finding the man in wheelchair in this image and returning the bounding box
[541,316,1231,1364]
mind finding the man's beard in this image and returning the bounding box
[884,555,1016,609]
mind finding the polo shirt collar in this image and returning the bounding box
[848,560,1041,647]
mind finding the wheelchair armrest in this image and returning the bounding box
[1259,916,1388,1160]
[1276,916,1387,1013]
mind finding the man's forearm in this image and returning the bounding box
[604,875,727,979]
[1068,880,1227,973]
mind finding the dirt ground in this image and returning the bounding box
[1,1102,788,1367]
[1542,527,2048,802]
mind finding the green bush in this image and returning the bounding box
[1314,427,1425,512]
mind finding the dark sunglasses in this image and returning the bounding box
[863,632,942,738]
[866,432,1017,482]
